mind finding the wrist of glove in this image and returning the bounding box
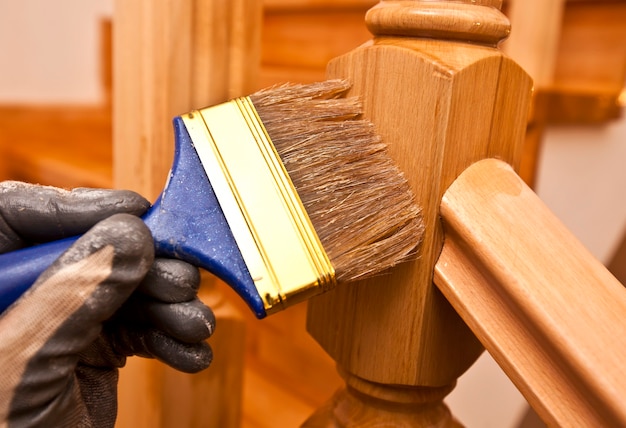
[0,181,214,428]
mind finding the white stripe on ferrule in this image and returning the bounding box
[181,98,335,314]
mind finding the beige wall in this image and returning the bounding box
[537,117,626,263]
[0,0,112,105]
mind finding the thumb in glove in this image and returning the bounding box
[0,181,215,428]
[0,214,155,427]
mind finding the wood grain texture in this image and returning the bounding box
[114,3,192,423]
[113,0,261,199]
[502,0,564,188]
[113,1,259,426]
[503,0,565,89]
[504,0,626,125]
[308,0,532,385]
[366,1,509,44]
[435,158,626,427]
[306,1,532,425]
[259,6,372,88]
[552,1,626,99]
[541,1,626,124]
[161,276,246,428]
[303,369,461,427]
[6,1,622,426]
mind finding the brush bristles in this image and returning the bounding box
[250,80,424,282]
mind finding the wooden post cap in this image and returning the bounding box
[366,0,510,46]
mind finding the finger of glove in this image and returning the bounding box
[137,258,200,303]
[0,181,150,252]
[114,327,213,374]
[0,214,154,424]
[144,299,215,343]
[118,296,215,344]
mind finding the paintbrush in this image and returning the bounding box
[0,80,423,318]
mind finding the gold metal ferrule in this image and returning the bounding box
[181,97,336,315]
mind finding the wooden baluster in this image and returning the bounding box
[305,1,532,426]
[113,1,260,426]
[503,0,566,187]
[161,274,247,428]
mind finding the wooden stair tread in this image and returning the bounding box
[0,106,112,188]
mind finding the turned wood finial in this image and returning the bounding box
[304,369,459,427]
[366,0,510,46]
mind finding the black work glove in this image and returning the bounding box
[0,181,214,428]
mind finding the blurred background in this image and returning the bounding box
[0,1,624,427]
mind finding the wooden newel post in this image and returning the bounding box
[305,1,533,426]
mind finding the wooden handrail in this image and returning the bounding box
[435,158,626,427]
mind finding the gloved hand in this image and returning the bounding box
[0,181,215,428]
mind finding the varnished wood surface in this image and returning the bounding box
[435,159,626,427]
[112,1,264,426]
[305,2,533,425]
[2,0,625,426]
[503,0,626,125]
[503,0,565,89]
[0,106,112,187]
[308,0,532,385]
[259,3,373,88]
[547,0,626,123]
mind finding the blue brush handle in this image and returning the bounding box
[0,118,266,318]
[0,237,77,313]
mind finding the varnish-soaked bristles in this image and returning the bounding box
[250,80,424,282]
